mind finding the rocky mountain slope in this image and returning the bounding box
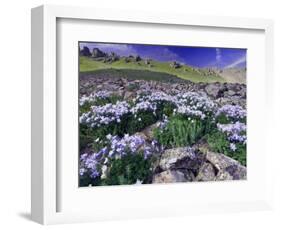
[79,47,246,84]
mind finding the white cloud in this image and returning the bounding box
[142,47,182,62]
[161,48,180,60]
[224,56,246,69]
[216,48,222,63]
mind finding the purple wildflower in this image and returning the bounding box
[216,105,246,120]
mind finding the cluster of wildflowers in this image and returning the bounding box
[176,92,216,113]
[135,91,177,104]
[79,101,130,127]
[216,104,246,120]
[137,91,216,119]
[80,90,219,129]
[79,86,247,184]
[80,134,160,179]
[175,105,206,119]
[131,101,157,115]
[215,105,246,152]
[80,152,101,178]
[174,92,216,120]
[217,121,247,151]
[108,134,159,159]
[79,90,113,106]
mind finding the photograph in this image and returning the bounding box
[78,42,247,187]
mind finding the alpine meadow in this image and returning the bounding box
[78,42,247,187]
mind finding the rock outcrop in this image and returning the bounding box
[80,46,91,56]
[92,48,106,58]
[153,170,188,183]
[80,75,246,108]
[205,151,247,180]
[170,61,181,69]
[151,147,246,184]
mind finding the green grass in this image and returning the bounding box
[153,115,213,148]
[102,153,154,185]
[80,68,188,84]
[79,56,225,83]
[206,131,246,166]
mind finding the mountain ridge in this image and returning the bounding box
[79,47,246,84]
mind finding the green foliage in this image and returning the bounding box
[79,102,92,114]
[206,130,246,166]
[80,111,158,151]
[216,114,246,124]
[127,111,157,134]
[153,115,212,148]
[156,102,176,118]
[206,131,229,153]
[103,153,153,185]
[79,153,154,186]
[79,113,131,151]
[94,94,123,106]
[127,82,140,91]
[79,174,102,187]
[216,114,230,124]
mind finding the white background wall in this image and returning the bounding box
[0,0,280,229]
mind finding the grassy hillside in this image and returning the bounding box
[219,68,246,84]
[80,68,191,84]
[79,56,225,83]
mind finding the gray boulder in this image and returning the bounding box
[80,46,91,56]
[195,162,216,181]
[170,61,181,69]
[152,170,187,183]
[204,84,226,98]
[104,52,119,63]
[158,147,205,173]
[124,91,134,100]
[140,122,161,140]
[135,55,141,62]
[92,48,106,58]
[144,59,151,65]
[206,151,247,180]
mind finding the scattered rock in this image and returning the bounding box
[205,84,220,98]
[195,162,216,181]
[140,122,161,140]
[144,59,151,65]
[135,55,141,62]
[224,90,236,97]
[92,48,106,58]
[152,170,187,183]
[205,84,223,98]
[215,171,233,181]
[170,61,181,69]
[154,146,246,182]
[80,46,91,56]
[104,52,119,63]
[158,147,205,174]
[124,91,134,100]
[206,151,246,180]
[215,97,246,107]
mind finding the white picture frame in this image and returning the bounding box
[31,4,274,225]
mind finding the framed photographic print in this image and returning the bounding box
[31,5,274,225]
[78,42,247,187]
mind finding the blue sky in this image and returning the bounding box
[79,42,246,69]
